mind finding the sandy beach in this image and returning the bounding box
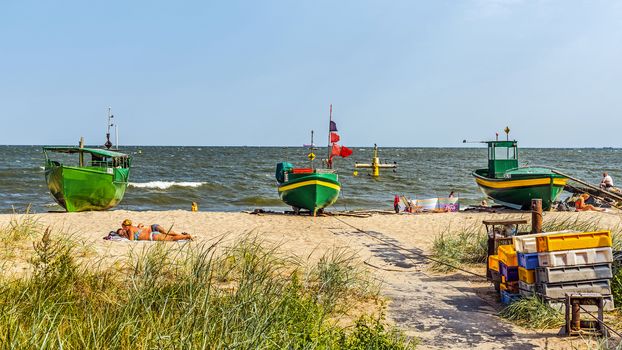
[1,209,620,349]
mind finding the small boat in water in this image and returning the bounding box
[43,147,131,212]
[470,129,567,210]
[275,105,352,215]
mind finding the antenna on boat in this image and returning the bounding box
[504,126,510,141]
[327,104,333,169]
[105,107,114,149]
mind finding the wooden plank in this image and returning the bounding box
[551,170,622,202]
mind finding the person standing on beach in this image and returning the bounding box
[601,172,614,189]
[393,195,400,213]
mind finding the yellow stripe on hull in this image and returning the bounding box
[278,180,341,192]
[475,177,567,189]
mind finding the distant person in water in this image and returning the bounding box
[117,219,192,241]
[600,172,614,189]
[448,191,455,199]
[575,194,604,212]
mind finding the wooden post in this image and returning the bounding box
[79,136,84,167]
[531,199,542,234]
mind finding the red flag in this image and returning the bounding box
[330,132,340,143]
[340,145,353,158]
[331,143,341,157]
[331,144,353,158]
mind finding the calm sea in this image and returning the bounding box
[0,145,619,214]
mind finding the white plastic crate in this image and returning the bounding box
[538,247,613,267]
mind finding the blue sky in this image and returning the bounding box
[1,0,621,147]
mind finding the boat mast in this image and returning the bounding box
[327,104,332,169]
[105,107,114,149]
[310,130,314,169]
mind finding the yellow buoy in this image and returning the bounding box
[353,170,358,176]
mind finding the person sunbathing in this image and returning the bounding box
[118,219,192,241]
[575,194,604,212]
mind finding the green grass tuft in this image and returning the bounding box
[430,222,487,272]
[499,297,564,329]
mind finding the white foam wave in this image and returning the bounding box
[129,181,206,189]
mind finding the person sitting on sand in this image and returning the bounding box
[118,219,192,241]
[575,194,604,212]
[601,172,614,189]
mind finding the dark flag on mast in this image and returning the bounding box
[329,121,337,132]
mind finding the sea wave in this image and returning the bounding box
[129,181,207,189]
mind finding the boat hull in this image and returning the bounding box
[473,170,567,210]
[45,165,129,212]
[277,173,340,215]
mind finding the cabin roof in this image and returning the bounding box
[42,146,129,158]
[486,140,517,147]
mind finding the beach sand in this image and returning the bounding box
[1,209,620,349]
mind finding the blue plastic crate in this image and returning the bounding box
[500,290,521,305]
[500,261,519,282]
[518,252,539,269]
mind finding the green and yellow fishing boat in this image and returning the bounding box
[43,147,131,212]
[471,135,567,210]
[276,106,351,215]
[276,162,340,215]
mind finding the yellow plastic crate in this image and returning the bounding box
[488,255,500,272]
[498,245,518,266]
[536,230,612,252]
[518,267,535,284]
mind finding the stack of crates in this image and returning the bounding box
[488,230,615,310]
[535,230,615,311]
[497,244,520,304]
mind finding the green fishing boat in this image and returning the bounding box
[276,162,340,215]
[275,105,352,215]
[43,146,132,212]
[470,130,567,210]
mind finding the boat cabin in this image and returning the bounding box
[486,140,518,179]
[43,147,131,169]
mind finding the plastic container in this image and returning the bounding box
[535,263,612,284]
[501,290,521,305]
[519,287,535,298]
[538,247,613,267]
[536,230,611,252]
[518,280,535,292]
[518,252,539,269]
[488,255,500,272]
[518,267,535,284]
[548,295,615,312]
[499,277,520,294]
[513,230,576,253]
[498,245,518,266]
[500,261,519,282]
[536,279,611,299]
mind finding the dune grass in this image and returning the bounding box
[0,222,416,349]
[429,222,488,272]
[499,297,564,329]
